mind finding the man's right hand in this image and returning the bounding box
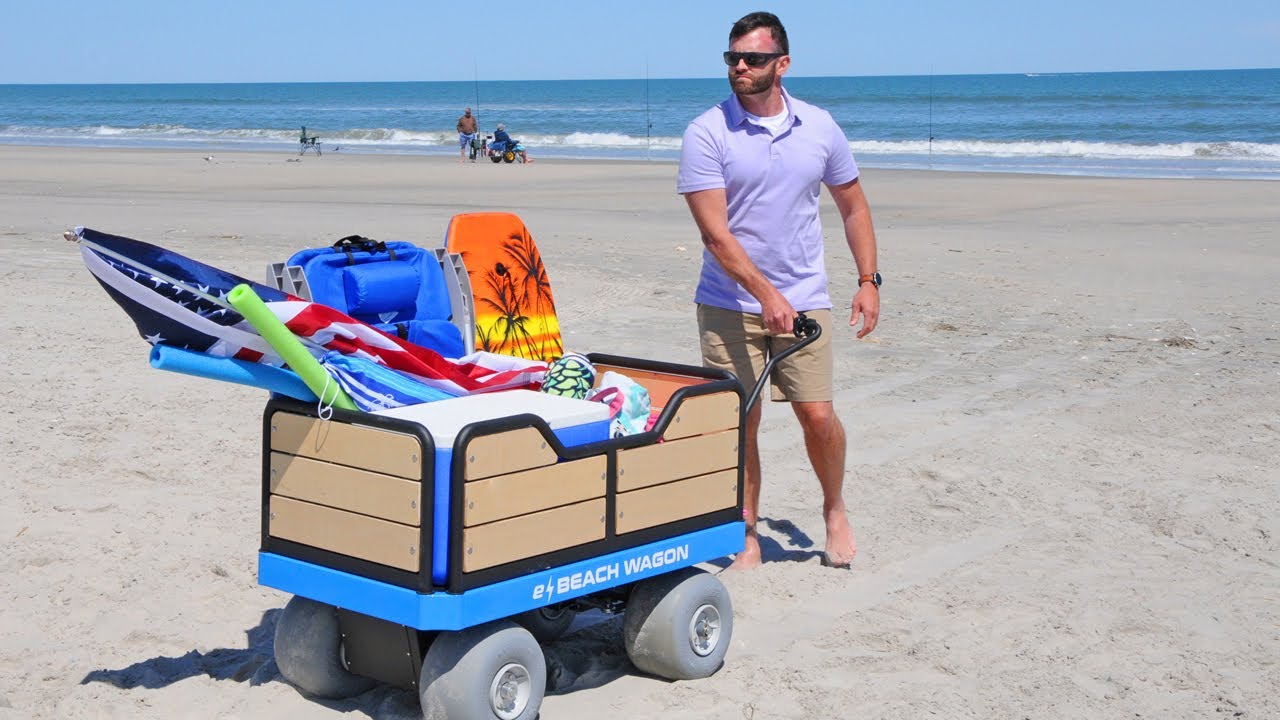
[760,290,798,335]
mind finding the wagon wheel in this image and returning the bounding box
[274,596,375,699]
[514,603,577,642]
[623,567,733,680]
[419,620,545,720]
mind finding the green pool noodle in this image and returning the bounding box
[226,284,358,412]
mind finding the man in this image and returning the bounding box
[677,11,880,570]
[457,107,478,162]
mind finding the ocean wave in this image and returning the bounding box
[0,124,688,150]
[536,132,682,150]
[849,138,1280,161]
[2,124,1278,166]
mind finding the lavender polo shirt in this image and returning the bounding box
[677,88,858,313]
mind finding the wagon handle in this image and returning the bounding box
[742,313,822,413]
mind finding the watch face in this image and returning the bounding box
[874,271,883,287]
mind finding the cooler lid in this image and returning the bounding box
[372,389,609,445]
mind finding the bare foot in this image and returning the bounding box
[726,530,762,571]
[822,508,857,568]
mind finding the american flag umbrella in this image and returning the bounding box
[73,227,546,397]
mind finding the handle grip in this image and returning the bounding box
[742,312,823,413]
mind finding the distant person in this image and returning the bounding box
[457,107,478,163]
[493,123,532,164]
[677,11,880,570]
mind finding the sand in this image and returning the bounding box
[1,145,1277,719]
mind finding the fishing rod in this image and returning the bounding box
[473,58,482,129]
[645,62,652,161]
[928,67,934,165]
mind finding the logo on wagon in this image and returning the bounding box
[531,544,690,601]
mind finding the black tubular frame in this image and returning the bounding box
[446,356,744,592]
[261,355,747,597]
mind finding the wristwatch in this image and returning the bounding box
[859,272,882,289]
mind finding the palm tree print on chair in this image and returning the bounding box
[446,213,563,362]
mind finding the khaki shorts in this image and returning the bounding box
[697,305,834,403]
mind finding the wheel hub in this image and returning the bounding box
[490,662,532,719]
[688,603,722,657]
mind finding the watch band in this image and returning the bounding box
[859,273,881,288]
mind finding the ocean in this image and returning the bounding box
[2,69,1277,179]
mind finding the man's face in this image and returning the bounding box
[727,27,789,97]
[465,109,471,116]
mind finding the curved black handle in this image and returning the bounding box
[792,313,820,339]
[743,312,823,413]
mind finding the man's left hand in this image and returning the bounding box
[850,284,879,338]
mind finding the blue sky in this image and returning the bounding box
[5,1,1278,83]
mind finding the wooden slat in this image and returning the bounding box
[270,452,421,525]
[462,426,558,480]
[616,429,738,492]
[269,496,420,571]
[592,364,711,408]
[463,499,606,572]
[464,455,606,527]
[616,469,738,534]
[270,411,422,480]
[661,392,740,440]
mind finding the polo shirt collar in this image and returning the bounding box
[726,87,802,130]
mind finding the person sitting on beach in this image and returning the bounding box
[457,107,478,163]
[493,123,532,164]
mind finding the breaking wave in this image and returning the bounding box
[3,124,1276,162]
[849,138,1280,161]
[2,124,1277,178]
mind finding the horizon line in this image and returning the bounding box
[2,66,1277,86]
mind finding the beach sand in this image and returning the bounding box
[1,145,1277,719]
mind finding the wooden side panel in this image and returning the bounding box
[616,430,738,492]
[592,364,711,408]
[616,470,738,534]
[661,392,740,440]
[463,499,606,572]
[463,426,559,480]
[269,411,422,480]
[464,455,607,526]
[269,496,420,571]
[270,452,421,526]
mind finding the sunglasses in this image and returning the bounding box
[723,51,785,68]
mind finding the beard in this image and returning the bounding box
[729,64,776,97]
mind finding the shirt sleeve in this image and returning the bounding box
[676,121,725,194]
[822,115,859,187]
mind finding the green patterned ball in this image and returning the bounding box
[542,353,595,400]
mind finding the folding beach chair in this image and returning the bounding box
[299,126,321,156]
[267,235,475,357]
